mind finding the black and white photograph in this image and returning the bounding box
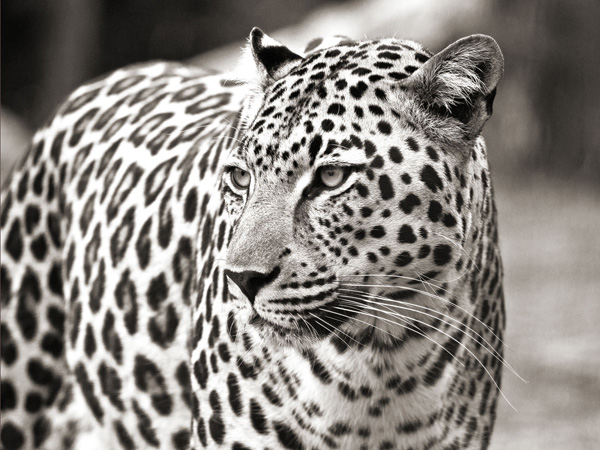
[1,1,598,449]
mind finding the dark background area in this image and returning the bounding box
[1,1,599,448]
[2,0,599,181]
[2,0,334,127]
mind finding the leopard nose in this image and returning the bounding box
[225,267,281,304]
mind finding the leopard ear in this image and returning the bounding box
[247,27,303,86]
[406,35,504,139]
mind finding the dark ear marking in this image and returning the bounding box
[249,27,303,82]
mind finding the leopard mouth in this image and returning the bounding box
[248,299,360,341]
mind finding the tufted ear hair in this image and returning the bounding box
[406,35,504,140]
[245,27,304,87]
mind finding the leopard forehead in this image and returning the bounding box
[232,38,434,174]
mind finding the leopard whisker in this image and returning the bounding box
[306,312,364,349]
[334,300,463,367]
[341,286,496,353]
[337,281,504,344]
[338,297,517,410]
[299,315,320,341]
[321,307,406,344]
[341,291,523,382]
[343,288,493,351]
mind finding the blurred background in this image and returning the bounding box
[2,0,599,448]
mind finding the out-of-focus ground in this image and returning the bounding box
[491,174,600,450]
[2,0,599,448]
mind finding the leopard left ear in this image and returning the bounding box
[248,27,304,86]
[406,35,504,139]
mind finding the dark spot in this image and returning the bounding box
[147,273,168,310]
[378,174,394,200]
[426,146,439,161]
[443,213,457,228]
[377,121,391,135]
[274,421,303,449]
[110,207,136,266]
[184,188,198,222]
[370,226,386,239]
[5,220,23,261]
[133,400,160,446]
[428,201,442,222]
[302,349,332,384]
[406,137,419,151]
[424,326,464,386]
[48,263,63,296]
[99,362,125,411]
[321,119,335,132]
[249,398,268,434]
[89,259,106,313]
[47,212,61,248]
[1,266,11,307]
[399,194,421,214]
[33,416,50,447]
[398,225,417,244]
[309,135,323,166]
[171,429,189,450]
[134,355,172,415]
[370,155,384,169]
[75,362,104,423]
[84,324,97,358]
[136,218,152,269]
[25,205,41,234]
[144,157,177,207]
[114,270,138,335]
[418,245,431,259]
[25,393,43,413]
[364,140,377,158]
[350,82,368,99]
[208,390,225,444]
[1,381,16,410]
[194,351,208,390]
[232,443,252,450]
[227,372,243,416]
[394,252,413,267]
[262,383,282,407]
[1,422,24,449]
[355,183,369,198]
[327,103,346,115]
[433,244,452,266]
[114,420,135,450]
[420,165,443,193]
[368,105,384,116]
[41,332,63,358]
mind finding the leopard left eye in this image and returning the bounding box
[317,166,349,189]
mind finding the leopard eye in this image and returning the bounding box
[231,168,251,190]
[318,166,347,189]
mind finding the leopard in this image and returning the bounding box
[1,28,507,450]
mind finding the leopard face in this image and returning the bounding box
[222,29,503,353]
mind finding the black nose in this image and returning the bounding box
[225,266,280,304]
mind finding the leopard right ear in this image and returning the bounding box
[238,28,303,89]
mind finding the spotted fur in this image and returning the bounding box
[1,28,505,450]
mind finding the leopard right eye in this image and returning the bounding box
[230,168,251,190]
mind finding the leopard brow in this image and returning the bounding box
[317,146,368,167]
[224,159,249,171]
[316,162,367,171]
